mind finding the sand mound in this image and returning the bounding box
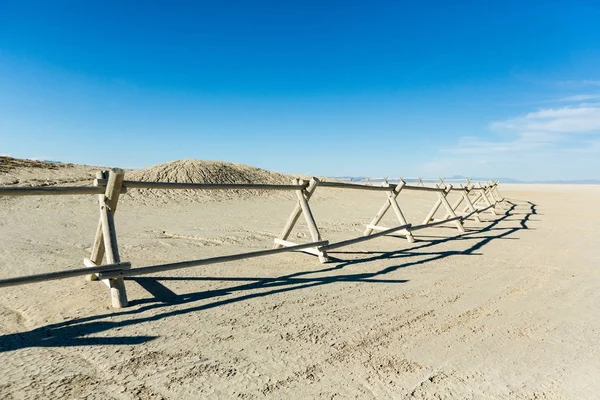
[0,157,332,204]
[129,159,293,185]
[124,159,299,204]
[0,156,99,187]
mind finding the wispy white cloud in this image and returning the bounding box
[444,131,563,155]
[505,94,600,107]
[425,101,600,180]
[558,80,600,87]
[491,106,600,134]
[554,94,600,102]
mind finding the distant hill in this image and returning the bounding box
[332,175,600,185]
[0,156,68,174]
[447,175,600,184]
[529,179,600,184]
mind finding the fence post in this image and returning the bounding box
[274,178,318,248]
[295,178,328,263]
[493,181,509,207]
[364,180,414,243]
[479,183,497,214]
[273,178,328,263]
[438,185,465,233]
[490,181,505,203]
[86,170,107,281]
[422,186,465,232]
[461,187,482,223]
[443,185,483,223]
[87,168,128,308]
[446,190,464,219]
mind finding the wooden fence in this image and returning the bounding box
[0,168,507,308]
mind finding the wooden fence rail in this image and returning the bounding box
[97,240,329,279]
[96,179,308,191]
[0,262,131,288]
[0,170,508,308]
[0,186,112,196]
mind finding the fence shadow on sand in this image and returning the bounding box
[0,199,537,352]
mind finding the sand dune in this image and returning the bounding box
[126,159,301,203]
[129,159,293,185]
[0,159,599,399]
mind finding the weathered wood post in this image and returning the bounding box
[493,181,510,207]
[461,187,494,216]
[461,187,482,223]
[364,180,414,243]
[422,185,465,233]
[86,170,107,281]
[489,181,507,206]
[438,185,465,232]
[274,179,318,248]
[479,183,497,214]
[444,186,482,223]
[86,168,128,308]
[294,178,328,263]
[273,178,328,263]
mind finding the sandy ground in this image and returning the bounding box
[1,171,599,398]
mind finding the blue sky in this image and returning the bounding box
[1,1,600,180]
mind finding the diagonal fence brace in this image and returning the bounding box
[363,180,414,243]
[85,168,129,308]
[422,185,465,233]
[274,178,328,263]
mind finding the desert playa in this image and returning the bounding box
[0,157,599,399]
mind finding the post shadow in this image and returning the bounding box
[0,199,536,353]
